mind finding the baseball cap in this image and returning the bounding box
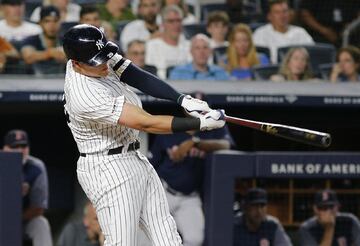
[314,189,339,207]
[40,5,60,21]
[4,129,29,148]
[243,188,268,205]
[1,0,24,5]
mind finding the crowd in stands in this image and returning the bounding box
[0,0,359,81]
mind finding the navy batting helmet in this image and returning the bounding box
[62,24,118,66]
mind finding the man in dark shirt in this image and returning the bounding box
[233,188,292,246]
[21,5,66,75]
[298,189,360,246]
[300,0,360,46]
[3,129,52,246]
[58,201,104,246]
[149,126,234,246]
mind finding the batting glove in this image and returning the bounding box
[181,95,211,118]
[199,109,226,131]
[108,53,131,76]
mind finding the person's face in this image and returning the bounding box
[3,144,29,164]
[51,0,69,10]
[163,11,182,39]
[80,12,101,28]
[314,204,338,223]
[288,49,308,76]
[40,16,61,39]
[109,0,128,9]
[2,4,24,23]
[83,203,101,235]
[207,22,228,41]
[73,61,110,77]
[268,2,289,30]
[139,0,159,23]
[234,31,250,57]
[126,43,145,67]
[245,203,267,228]
[338,51,359,77]
[191,38,211,67]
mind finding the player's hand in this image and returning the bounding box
[199,109,225,131]
[181,95,211,118]
[107,52,122,69]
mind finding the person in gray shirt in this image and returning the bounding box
[58,201,104,246]
[299,189,360,246]
[233,188,292,246]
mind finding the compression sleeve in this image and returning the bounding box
[120,63,184,104]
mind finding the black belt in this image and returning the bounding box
[80,141,140,157]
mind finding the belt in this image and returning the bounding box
[80,141,140,157]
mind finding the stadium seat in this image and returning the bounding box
[200,3,228,22]
[24,2,42,21]
[166,65,175,79]
[213,46,227,64]
[277,43,336,76]
[248,22,266,32]
[252,64,280,80]
[343,17,360,48]
[319,63,334,80]
[256,46,270,59]
[183,23,208,39]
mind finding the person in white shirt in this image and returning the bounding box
[120,0,161,51]
[30,0,81,23]
[253,0,314,64]
[145,4,191,79]
[160,0,197,25]
[0,0,41,42]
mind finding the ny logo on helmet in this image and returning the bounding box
[96,40,105,50]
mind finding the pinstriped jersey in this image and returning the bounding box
[63,60,141,154]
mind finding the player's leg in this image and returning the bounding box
[172,194,204,246]
[77,154,147,246]
[139,157,182,246]
[24,215,52,246]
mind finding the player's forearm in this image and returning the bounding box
[320,226,335,246]
[23,207,44,221]
[196,139,230,152]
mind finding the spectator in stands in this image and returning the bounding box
[298,189,360,246]
[97,0,136,30]
[160,0,196,24]
[58,201,104,246]
[125,39,157,75]
[270,47,313,81]
[2,129,52,246]
[169,34,229,80]
[233,188,292,246]
[30,0,81,23]
[0,0,41,42]
[79,5,101,28]
[145,5,191,79]
[120,0,161,52]
[149,125,233,246]
[21,6,66,75]
[330,46,360,83]
[221,23,269,80]
[206,11,230,49]
[253,0,314,64]
[300,0,360,46]
[0,36,20,72]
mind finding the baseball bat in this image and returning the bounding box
[223,113,331,148]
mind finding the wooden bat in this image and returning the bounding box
[223,113,331,148]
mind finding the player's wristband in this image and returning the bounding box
[177,94,186,105]
[171,117,200,132]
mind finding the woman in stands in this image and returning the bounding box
[221,23,269,80]
[330,46,360,82]
[271,47,313,81]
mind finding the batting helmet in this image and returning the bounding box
[62,24,118,66]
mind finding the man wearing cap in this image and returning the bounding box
[2,129,52,246]
[298,189,360,246]
[21,5,66,75]
[0,0,41,42]
[233,188,292,246]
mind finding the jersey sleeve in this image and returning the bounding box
[298,225,318,246]
[274,223,293,246]
[74,83,125,125]
[29,160,49,209]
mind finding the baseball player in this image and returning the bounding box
[62,24,225,246]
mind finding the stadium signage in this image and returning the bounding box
[271,163,360,175]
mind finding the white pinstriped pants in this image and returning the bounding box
[77,150,182,246]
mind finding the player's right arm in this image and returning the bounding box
[118,103,225,134]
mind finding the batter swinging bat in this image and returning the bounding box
[223,113,331,148]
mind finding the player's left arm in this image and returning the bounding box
[108,54,211,117]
